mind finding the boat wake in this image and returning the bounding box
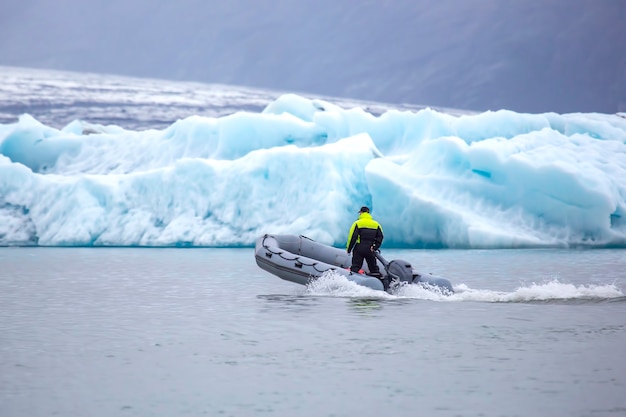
[302,271,625,304]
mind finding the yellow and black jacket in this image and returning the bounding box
[346,212,384,253]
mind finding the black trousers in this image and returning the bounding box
[351,243,380,275]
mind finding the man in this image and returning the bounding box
[346,206,384,277]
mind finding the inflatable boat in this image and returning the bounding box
[255,234,454,294]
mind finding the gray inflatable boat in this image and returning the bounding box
[255,234,454,294]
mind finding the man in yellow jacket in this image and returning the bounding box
[346,206,384,277]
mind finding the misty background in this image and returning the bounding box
[1,0,624,114]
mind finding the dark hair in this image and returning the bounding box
[359,206,370,213]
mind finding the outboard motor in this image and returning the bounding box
[386,259,414,283]
[374,250,454,294]
[374,251,415,290]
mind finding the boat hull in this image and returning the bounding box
[255,234,385,290]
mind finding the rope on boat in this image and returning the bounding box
[260,234,337,274]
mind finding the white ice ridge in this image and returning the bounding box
[1,94,625,247]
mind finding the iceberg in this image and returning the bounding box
[1,94,625,248]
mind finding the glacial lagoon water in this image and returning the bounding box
[1,247,624,417]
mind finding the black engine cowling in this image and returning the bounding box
[386,259,414,283]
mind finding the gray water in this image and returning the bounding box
[1,248,625,417]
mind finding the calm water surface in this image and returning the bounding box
[1,248,625,417]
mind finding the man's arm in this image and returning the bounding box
[346,223,359,253]
[373,226,384,250]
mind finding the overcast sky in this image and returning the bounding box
[1,0,624,113]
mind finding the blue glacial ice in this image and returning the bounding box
[1,94,625,248]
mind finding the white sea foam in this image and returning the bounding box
[304,273,624,302]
